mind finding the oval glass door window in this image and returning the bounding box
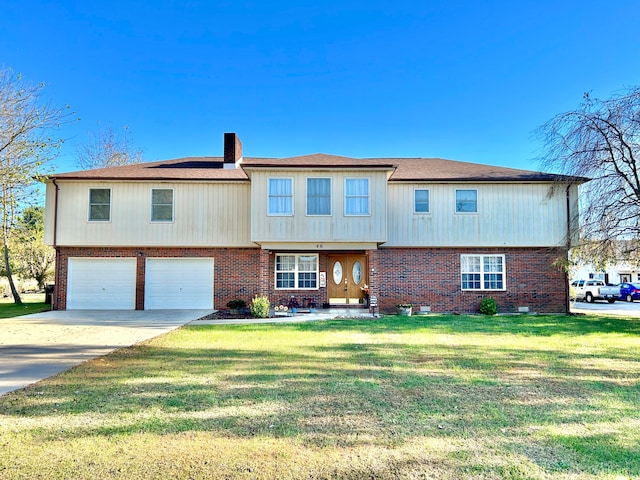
[352,261,362,285]
[333,261,343,285]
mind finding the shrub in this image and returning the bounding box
[226,299,246,310]
[480,297,497,315]
[250,295,270,318]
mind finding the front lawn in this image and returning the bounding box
[0,314,638,479]
[0,293,49,318]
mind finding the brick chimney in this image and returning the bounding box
[223,132,242,169]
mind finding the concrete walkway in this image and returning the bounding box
[0,310,212,396]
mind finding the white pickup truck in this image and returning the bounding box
[570,280,621,303]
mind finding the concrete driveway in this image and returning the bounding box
[0,309,212,397]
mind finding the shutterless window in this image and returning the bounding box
[275,254,318,289]
[88,188,111,221]
[414,189,430,213]
[456,189,477,213]
[307,178,331,215]
[268,178,293,215]
[345,178,369,215]
[461,254,505,290]
[151,188,173,222]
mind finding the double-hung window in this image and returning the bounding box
[456,189,477,213]
[275,254,318,289]
[345,178,369,215]
[414,189,430,213]
[461,254,505,290]
[307,178,331,215]
[88,188,111,221]
[268,178,293,215]
[151,188,174,222]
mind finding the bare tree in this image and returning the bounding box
[0,67,71,304]
[75,124,143,170]
[13,206,55,290]
[536,87,640,267]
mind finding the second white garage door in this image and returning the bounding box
[144,258,214,309]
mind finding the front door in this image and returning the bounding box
[328,254,368,305]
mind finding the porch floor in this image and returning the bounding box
[191,307,377,326]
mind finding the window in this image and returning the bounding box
[151,188,173,222]
[414,189,430,213]
[456,189,477,213]
[88,188,111,221]
[307,178,331,215]
[275,254,318,289]
[268,178,293,215]
[461,254,505,290]
[345,178,369,215]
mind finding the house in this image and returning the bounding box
[44,133,584,313]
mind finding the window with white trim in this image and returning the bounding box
[268,178,293,215]
[456,189,477,213]
[88,188,111,221]
[151,188,174,222]
[307,177,331,216]
[461,254,505,290]
[414,189,430,213]
[275,254,318,289]
[345,178,369,215]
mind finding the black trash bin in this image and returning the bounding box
[44,284,54,305]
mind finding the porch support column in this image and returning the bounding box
[259,248,271,297]
[367,249,380,313]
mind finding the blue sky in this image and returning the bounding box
[2,0,639,173]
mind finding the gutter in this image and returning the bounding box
[52,179,59,248]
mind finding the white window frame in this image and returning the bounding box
[344,178,370,216]
[275,253,319,290]
[414,188,430,214]
[306,177,332,216]
[150,188,174,223]
[268,177,294,216]
[456,189,478,213]
[88,187,111,222]
[461,254,506,291]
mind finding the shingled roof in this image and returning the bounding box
[48,154,584,183]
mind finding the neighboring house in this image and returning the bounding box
[44,133,584,313]
[570,262,640,285]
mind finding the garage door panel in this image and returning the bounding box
[67,258,136,310]
[145,258,214,309]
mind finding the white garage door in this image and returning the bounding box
[145,258,214,309]
[67,258,137,310]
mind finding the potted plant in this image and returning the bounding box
[227,299,246,315]
[396,303,413,316]
[288,296,300,314]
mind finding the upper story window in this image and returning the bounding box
[456,189,477,213]
[88,188,111,222]
[151,188,174,222]
[268,178,293,216]
[307,178,331,216]
[461,254,505,290]
[345,178,369,216]
[414,189,430,214]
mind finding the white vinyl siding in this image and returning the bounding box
[461,254,505,290]
[345,178,369,216]
[268,178,293,216]
[151,188,173,222]
[275,254,318,289]
[307,178,331,216]
[88,188,111,221]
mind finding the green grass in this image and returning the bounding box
[0,313,639,479]
[0,293,49,318]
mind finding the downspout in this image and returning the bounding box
[52,179,59,310]
[565,184,572,314]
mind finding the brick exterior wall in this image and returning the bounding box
[54,246,569,314]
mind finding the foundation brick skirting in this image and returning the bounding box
[54,246,569,314]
